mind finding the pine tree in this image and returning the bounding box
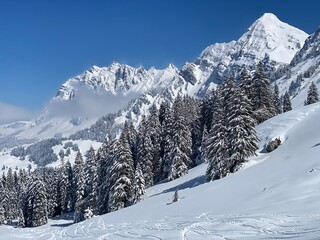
[24,178,48,227]
[84,146,97,210]
[0,182,6,225]
[64,160,75,212]
[252,62,276,123]
[283,92,292,112]
[273,83,282,114]
[205,89,229,181]
[161,104,174,180]
[96,142,110,215]
[305,81,319,105]
[172,189,179,203]
[226,86,259,172]
[146,105,162,184]
[108,134,134,212]
[56,164,68,215]
[239,68,253,101]
[166,95,192,180]
[136,117,154,187]
[191,100,206,166]
[96,139,116,215]
[73,151,85,223]
[131,163,145,204]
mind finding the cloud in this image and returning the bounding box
[0,102,36,124]
[45,87,139,119]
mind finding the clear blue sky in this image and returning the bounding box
[1,0,320,110]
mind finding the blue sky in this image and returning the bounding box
[1,0,320,112]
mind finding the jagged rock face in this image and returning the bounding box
[291,27,320,67]
[55,62,180,101]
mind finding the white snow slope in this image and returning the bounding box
[2,103,320,239]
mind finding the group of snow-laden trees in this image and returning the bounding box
[0,62,303,227]
[204,62,282,181]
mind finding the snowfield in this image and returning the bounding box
[1,103,320,239]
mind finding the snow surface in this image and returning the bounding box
[2,103,320,239]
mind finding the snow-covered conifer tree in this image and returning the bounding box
[108,134,134,212]
[273,83,282,114]
[252,62,276,123]
[24,178,48,227]
[73,151,85,223]
[205,88,229,181]
[282,92,292,113]
[131,163,145,204]
[305,81,319,105]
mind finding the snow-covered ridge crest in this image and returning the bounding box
[55,62,179,101]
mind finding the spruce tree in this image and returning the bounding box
[205,89,229,181]
[84,146,97,211]
[73,151,85,223]
[64,160,75,212]
[24,178,48,227]
[305,81,319,105]
[96,139,118,215]
[273,83,282,114]
[136,117,154,187]
[283,92,292,113]
[146,105,162,184]
[167,95,192,180]
[252,62,276,123]
[131,163,145,204]
[108,134,134,212]
[239,68,253,101]
[226,86,259,172]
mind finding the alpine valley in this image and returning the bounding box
[1,12,320,239]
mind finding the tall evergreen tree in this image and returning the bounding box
[96,139,115,215]
[64,160,75,212]
[283,92,292,113]
[146,105,162,184]
[273,83,282,114]
[108,134,134,212]
[226,86,259,172]
[24,178,48,227]
[239,68,253,101]
[305,81,319,105]
[73,151,85,223]
[137,117,154,187]
[84,146,97,211]
[252,62,276,123]
[167,95,192,180]
[131,163,145,204]
[205,89,229,181]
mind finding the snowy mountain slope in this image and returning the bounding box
[275,26,320,108]
[2,103,320,239]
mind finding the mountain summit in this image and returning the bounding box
[0,13,310,142]
[238,12,307,64]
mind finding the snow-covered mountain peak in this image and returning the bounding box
[255,12,280,24]
[238,13,308,64]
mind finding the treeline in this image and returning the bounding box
[1,62,318,227]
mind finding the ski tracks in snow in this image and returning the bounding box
[2,214,320,239]
[180,213,320,240]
